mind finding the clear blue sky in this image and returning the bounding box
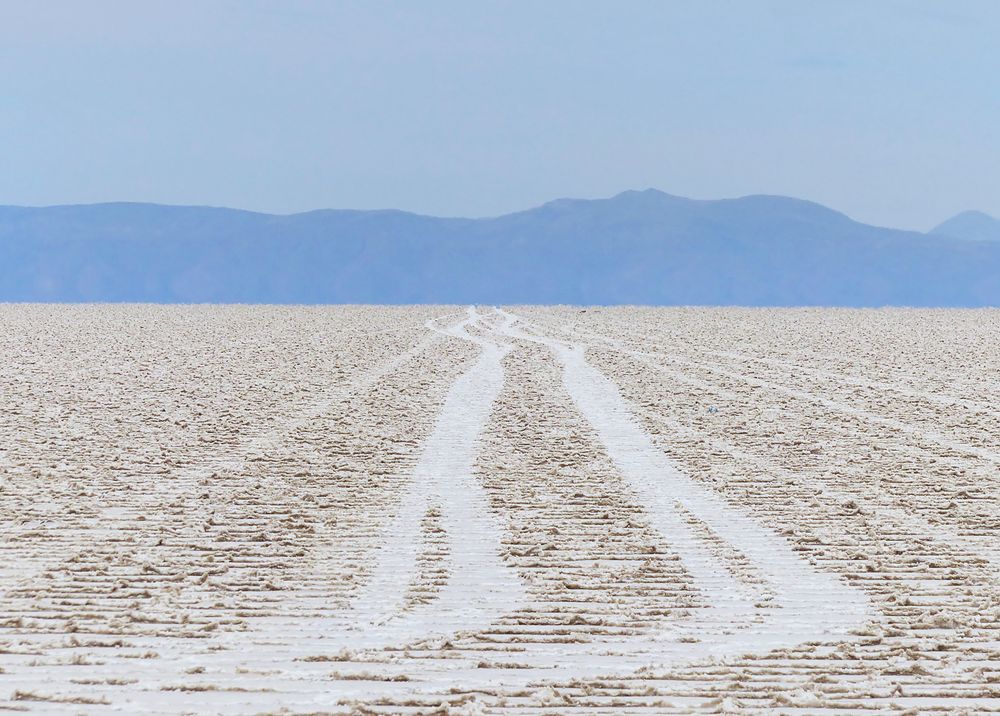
[1,0,997,230]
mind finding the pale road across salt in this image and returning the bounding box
[554,321,1000,572]
[31,307,530,712]
[285,305,873,693]
[3,306,873,712]
[495,309,872,663]
[202,306,525,655]
[310,306,872,694]
[343,306,527,646]
[572,326,1000,466]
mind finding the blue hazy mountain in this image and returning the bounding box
[931,210,1000,243]
[2,189,999,305]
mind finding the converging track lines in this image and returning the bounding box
[3,305,998,714]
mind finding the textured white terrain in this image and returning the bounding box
[1,305,999,714]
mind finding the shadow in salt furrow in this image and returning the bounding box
[495,310,872,668]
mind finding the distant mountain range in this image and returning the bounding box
[1,190,998,306]
[931,210,1000,243]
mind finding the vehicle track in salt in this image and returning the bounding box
[531,316,1000,570]
[549,321,1000,466]
[296,307,874,706]
[0,307,478,714]
[169,306,873,708]
[0,307,530,713]
[339,306,526,645]
[6,305,1000,714]
[495,311,872,664]
[258,309,872,706]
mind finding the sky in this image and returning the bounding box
[1,0,997,230]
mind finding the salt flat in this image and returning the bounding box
[1,305,999,714]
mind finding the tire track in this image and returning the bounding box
[556,322,1000,466]
[542,318,1000,567]
[7,306,998,714]
[497,310,872,662]
[344,306,526,644]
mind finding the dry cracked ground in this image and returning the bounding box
[1,305,999,715]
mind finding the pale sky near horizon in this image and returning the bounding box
[1,0,997,230]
